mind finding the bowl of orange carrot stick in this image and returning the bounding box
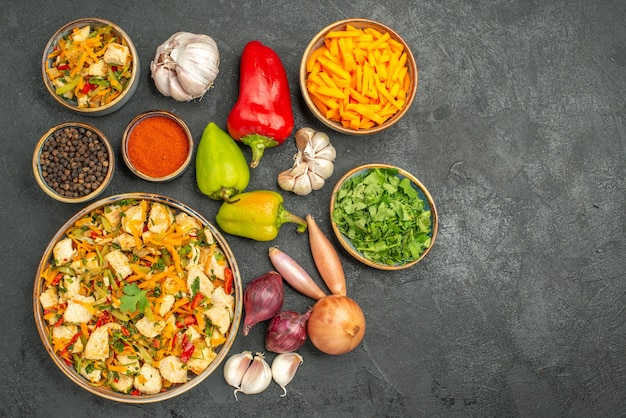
[42,18,140,116]
[300,18,418,135]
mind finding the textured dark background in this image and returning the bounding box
[1,0,624,417]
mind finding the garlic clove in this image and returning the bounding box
[167,69,194,101]
[277,169,297,192]
[223,351,254,390]
[309,131,332,153]
[237,353,272,397]
[295,127,316,152]
[151,65,172,97]
[302,141,317,161]
[313,143,336,162]
[289,161,309,177]
[310,158,335,180]
[271,352,303,397]
[307,171,326,191]
[292,170,313,196]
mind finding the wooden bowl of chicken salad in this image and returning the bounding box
[42,18,139,116]
[33,193,243,403]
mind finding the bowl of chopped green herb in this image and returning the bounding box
[330,164,438,270]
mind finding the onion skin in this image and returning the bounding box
[306,214,346,296]
[268,246,327,300]
[307,295,365,355]
[265,309,312,353]
[242,271,284,336]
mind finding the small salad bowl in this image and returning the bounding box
[42,18,140,116]
[329,163,438,270]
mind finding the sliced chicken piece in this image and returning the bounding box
[53,238,76,265]
[158,355,188,384]
[174,212,203,234]
[63,295,95,323]
[147,202,174,235]
[105,249,132,279]
[186,265,214,299]
[84,323,121,362]
[133,364,162,394]
[187,343,216,375]
[135,316,165,339]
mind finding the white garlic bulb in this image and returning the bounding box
[150,32,220,101]
[278,128,336,196]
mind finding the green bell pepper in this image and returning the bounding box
[196,122,250,202]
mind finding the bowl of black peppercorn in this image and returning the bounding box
[32,122,114,203]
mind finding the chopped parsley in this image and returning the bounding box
[332,167,433,266]
[190,276,200,297]
[151,257,166,272]
[119,283,149,314]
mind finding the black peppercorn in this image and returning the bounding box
[38,126,109,198]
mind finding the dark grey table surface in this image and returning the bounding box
[1,1,624,417]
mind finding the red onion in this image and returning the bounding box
[243,271,284,336]
[265,309,312,353]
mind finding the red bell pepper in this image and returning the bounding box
[180,341,195,363]
[224,267,234,294]
[190,292,204,309]
[51,272,63,286]
[227,40,294,168]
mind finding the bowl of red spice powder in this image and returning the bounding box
[122,110,194,182]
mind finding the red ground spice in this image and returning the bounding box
[127,115,189,178]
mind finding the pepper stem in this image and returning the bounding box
[240,134,279,168]
[213,187,241,203]
[277,205,308,234]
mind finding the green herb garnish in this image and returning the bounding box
[332,167,432,266]
[151,257,166,272]
[190,276,200,297]
[119,283,149,314]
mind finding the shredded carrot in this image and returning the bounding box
[172,297,191,313]
[210,336,227,347]
[306,24,414,129]
[53,337,69,354]
[137,265,175,290]
[108,364,128,373]
[167,244,183,275]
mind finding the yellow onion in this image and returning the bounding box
[307,295,366,355]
